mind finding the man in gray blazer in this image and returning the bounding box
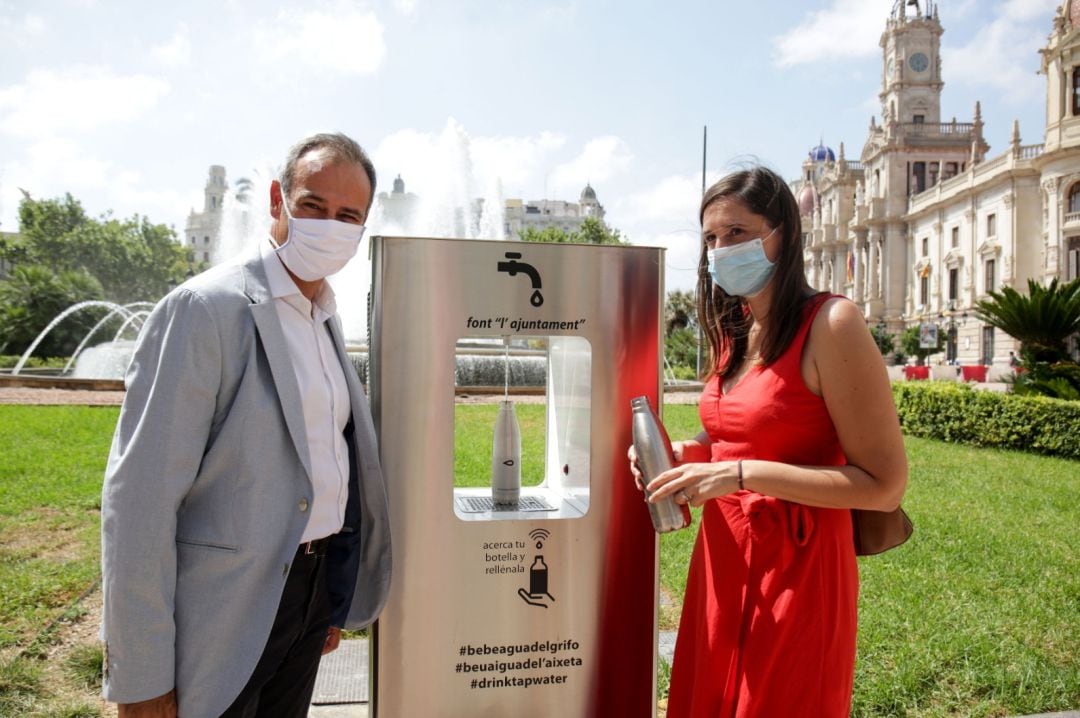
[101,132,391,717]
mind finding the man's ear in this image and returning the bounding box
[269,180,283,220]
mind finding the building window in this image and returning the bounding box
[1073,67,1080,115]
[949,268,958,301]
[921,237,928,256]
[204,236,210,244]
[920,275,929,305]
[985,258,996,294]
[951,226,959,248]
[1068,237,1080,281]
[1069,184,1080,213]
[944,161,958,179]
[981,326,995,365]
[203,252,210,262]
[913,114,925,124]
[912,162,926,194]
[986,213,996,238]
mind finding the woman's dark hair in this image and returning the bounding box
[696,165,812,379]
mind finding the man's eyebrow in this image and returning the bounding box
[294,190,324,203]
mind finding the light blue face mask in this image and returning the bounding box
[706,227,779,297]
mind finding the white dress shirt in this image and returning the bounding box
[260,241,351,543]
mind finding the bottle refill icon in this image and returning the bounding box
[491,339,522,507]
[630,395,691,533]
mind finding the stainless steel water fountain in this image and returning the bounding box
[368,235,667,717]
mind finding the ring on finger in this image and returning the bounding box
[678,488,691,503]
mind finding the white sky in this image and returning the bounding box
[0,0,1060,294]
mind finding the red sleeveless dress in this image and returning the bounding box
[666,293,859,718]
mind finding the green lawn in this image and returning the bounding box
[659,404,1080,717]
[0,406,114,652]
[0,403,1078,716]
[454,403,547,487]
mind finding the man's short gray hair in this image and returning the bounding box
[280,132,377,209]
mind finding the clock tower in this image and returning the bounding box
[880,0,944,126]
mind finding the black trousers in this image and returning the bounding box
[219,543,334,718]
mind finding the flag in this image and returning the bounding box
[846,251,855,283]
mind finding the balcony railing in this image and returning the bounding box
[1017,144,1045,160]
[899,121,975,137]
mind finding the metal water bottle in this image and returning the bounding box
[491,400,522,507]
[631,395,691,533]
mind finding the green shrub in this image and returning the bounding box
[892,382,1080,459]
[1012,360,1080,400]
[664,326,699,379]
[0,355,69,370]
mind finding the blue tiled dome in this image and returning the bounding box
[808,144,836,162]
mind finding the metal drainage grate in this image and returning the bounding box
[455,495,558,513]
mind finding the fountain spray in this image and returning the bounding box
[491,337,522,507]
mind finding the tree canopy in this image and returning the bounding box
[974,278,1080,363]
[900,324,945,366]
[16,193,191,304]
[518,216,625,245]
[0,193,193,357]
[0,265,104,356]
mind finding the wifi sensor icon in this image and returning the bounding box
[529,528,550,549]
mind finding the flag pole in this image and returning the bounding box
[696,125,707,379]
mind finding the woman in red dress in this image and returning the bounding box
[639,166,908,717]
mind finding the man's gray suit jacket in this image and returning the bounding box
[100,248,391,717]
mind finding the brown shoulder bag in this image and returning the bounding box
[852,506,914,556]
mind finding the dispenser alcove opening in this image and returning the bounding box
[452,334,592,522]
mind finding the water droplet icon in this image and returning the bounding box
[530,290,544,307]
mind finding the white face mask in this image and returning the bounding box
[271,191,366,281]
[706,226,779,297]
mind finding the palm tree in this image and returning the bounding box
[665,289,697,335]
[974,278,1080,363]
[233,177,254,205]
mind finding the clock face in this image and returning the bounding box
[909,52,929,73]
[887,58,895,77]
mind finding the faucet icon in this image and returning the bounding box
[497,252,544,307]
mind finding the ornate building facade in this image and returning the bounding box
[184,165,228,264]
[373,175,605,240]
[792,0,1080,368]
[503,184,605,239]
